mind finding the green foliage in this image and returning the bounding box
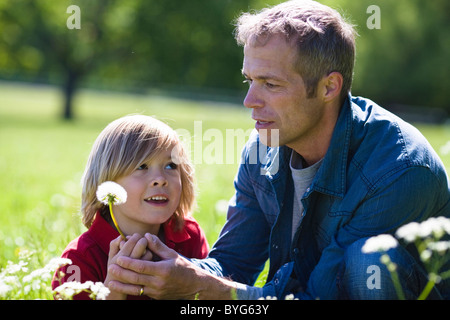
[0,0,252,114]
[319,0,450,111]
[1,0,449,118]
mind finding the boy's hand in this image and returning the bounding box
[104,234,151,299]
[108,234,236,300]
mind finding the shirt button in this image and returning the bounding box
[274,278,279,285]
[306,187,311,193]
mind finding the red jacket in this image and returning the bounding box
[52,213,209,300]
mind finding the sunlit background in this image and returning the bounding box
[0,0,449,298]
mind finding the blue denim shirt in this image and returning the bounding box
[192,95,450,299]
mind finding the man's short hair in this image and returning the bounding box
[235,0,356,101]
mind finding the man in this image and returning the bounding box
[108,0,450,299]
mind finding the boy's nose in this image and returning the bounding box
[150,174,168,187]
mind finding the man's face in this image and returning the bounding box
[242,34,327,153]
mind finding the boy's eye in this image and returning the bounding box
[165,162,178,170]
[137,164,148,170]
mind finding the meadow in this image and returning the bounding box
[1,81,450,299]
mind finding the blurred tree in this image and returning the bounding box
[0,0,448,118]
[0,0,252,120]
[0,0,141,120]
[321,0,450,111]
[93,0,252,97]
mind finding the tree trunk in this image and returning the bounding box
[62,70,78,120]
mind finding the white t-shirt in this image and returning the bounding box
[290,151,323,241]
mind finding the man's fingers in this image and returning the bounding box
[107,280,143,297]
[116,256,156,275]
[109,260,164,287]
[144,233,178,260]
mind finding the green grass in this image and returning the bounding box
[1,81,450,298]
[0,82,252,264]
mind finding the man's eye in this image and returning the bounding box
[137,164,148,170]
[265,82,277,89]
[243,79,252,86]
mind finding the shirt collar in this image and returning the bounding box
[164,217,192,244]
[312,95,352,198]
[89,213,192,255]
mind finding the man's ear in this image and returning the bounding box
[319,72,343,102]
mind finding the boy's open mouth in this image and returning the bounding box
[144,195,169,204]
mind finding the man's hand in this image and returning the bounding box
[104,234,152,299]
[108,233,237,300]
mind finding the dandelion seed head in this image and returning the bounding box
[96,181,127,205]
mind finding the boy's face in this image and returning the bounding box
[113,146,182,236]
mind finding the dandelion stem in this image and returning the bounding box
[109,202,125,239]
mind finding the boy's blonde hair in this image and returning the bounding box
[81,115,195,231]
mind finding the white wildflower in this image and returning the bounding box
[396,217,450,242]
[4,260,29,275]
[362,234,398,253]
[427,240,450,255]
[44,257,72,272]
[0,280,13,298]
[258,295,278,300]
[17,248,34,261]
[54,281,88,300]
[96,181,127,205]
[88,281,110,300]
[396,222,421,243]
[23,257,72,284]
[418,217,450,239]
[53,281,110,300]
[420,249,432,262]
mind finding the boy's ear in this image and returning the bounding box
[319,72,343,102]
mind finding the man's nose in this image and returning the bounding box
[243,84,264,109]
